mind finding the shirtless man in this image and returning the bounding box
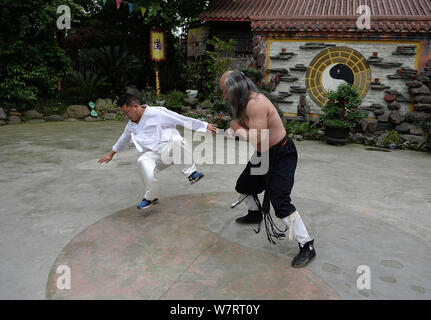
[220,70,316,268]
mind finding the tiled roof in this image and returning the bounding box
[200,0,431,33]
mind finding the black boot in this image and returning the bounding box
[291,239,316,268]
[235,210,262,224]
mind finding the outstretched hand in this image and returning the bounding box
[98,152,114,164]
[207,123,218,135]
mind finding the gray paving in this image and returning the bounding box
[0,121,430,299]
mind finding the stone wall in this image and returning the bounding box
[264,38,423,116]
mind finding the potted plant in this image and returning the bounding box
[319,84,365,145]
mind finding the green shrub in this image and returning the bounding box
[164,90,186,110]
[63,71,108,102]
[320,84,365,129]
[79,46,141,93]
[285,120,319,137]
[241,68,264,85]
[381,130,403,146]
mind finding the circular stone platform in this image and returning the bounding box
[46,192,339,300]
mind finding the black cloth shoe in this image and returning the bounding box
[235,210,262,224]
[291,239,316,268]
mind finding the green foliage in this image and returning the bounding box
[181,60,202,89]
[34,97,68,116]
[185,109,205,120]
[212,113,231,130]
[241,68,264,85]
[134,89,156,105]
[206,36,237,99]
[285,120,319,136]
[381,130,403,146]
[0,0,84,110]
[207,36,236,80]
[164,90,186,110]
[79,46,141,93]
[63,71,108,102]
[319,84,365,129]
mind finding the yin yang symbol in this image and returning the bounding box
[322,63,355,91]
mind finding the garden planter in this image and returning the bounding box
[186,90,198,99]
[324,126,350,145]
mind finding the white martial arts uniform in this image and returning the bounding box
[112,105,208,200]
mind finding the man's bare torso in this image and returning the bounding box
[241,93,286,150]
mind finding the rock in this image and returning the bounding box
[44,115,64,121]
[389,110,403,124]
[0,120,6,126]
[316,130,325,140]
[182,98,199,107]
[84,116,102,121]
[26,119,45,123]
[23,110,44,119]
[124,86,141,97]
[64,118,79,122]
[8,115,22,124]
[256,52,266,68]
[351,133,364,144]
[377,111,390,122]
[294,135,304,141]
[0,108,6,120]
[297,94,310,120]
[414,103,431,112]
[387,101,401,110]
[182,106,193,114]
[374,108,385,116]
[409,126,424,135]
[384,94,397,102]
[417,75,430,83]
[67,105,90,119]
[376,136,386,148]
[106,107,119,114]
[410,85,431,96]
[402,135,425,145]
[414,95,431,103]
[368,120,378,133]
[404,111,431,122]
[395,122,412,134]
[364,136,376,145]
[405,80,423,88]
[104,113,117,120]
[200,100,213,109]
[95,98,113,112]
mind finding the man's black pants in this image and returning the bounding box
[235,136,298,219]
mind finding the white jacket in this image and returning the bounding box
[113,106,208,153]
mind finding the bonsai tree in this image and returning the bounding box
[319,83,365,130]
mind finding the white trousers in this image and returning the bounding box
[137,135,196,200]
[241,194,312,246]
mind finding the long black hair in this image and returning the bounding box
[224,70,259,119]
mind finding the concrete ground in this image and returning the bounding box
[0,121,430,299]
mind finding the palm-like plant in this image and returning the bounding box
[66,71,108,102]
[80,46,142,92]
